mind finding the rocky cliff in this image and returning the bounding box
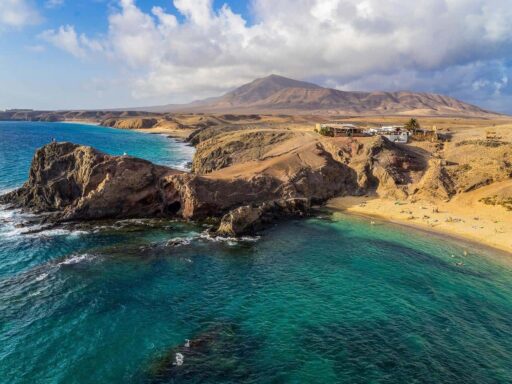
[0,142,182,220]
[0,129,434,235]
[0,139,353,233]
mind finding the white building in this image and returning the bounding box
[364,125,410,143]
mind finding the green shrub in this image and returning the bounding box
[318,126,333,137]
[405,118,420,131]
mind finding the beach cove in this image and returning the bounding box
[327,193,512,256]
[1,121,512,383]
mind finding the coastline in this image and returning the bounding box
[133,126,195,140]
[59,120,100,126]
[4,119,511,257]
[326,194,512,256]
[56,120,193,140]
[0,119,100,126]
[49,122,512,257]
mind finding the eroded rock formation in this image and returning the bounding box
[216,198,310,237]
[1,129,433,235]
[0,142,182,220]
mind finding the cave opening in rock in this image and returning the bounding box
[165,201,181,215]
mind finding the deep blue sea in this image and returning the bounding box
[1,121,512,384]
[0,121,194,194]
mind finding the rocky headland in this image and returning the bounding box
[2,113,511,245]
[0,121,426,236]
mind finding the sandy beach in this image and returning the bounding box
[134,126,195,139]
[58,119,193,139]
[60,120,100,126]
[327,184,512,255]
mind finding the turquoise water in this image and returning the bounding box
[1,122,512,383]
[0,121,194,193]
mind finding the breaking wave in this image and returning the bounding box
[0,204,89,241]
[58,253,97,266]
[199,231,260,245]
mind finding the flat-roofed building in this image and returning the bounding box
[316,123,367,137]
[364,125,410,143]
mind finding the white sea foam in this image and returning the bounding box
[34,272,49,282]
[1,226,88,239]
[163,231,260,249]
[1,228,26,239]
[174,353,184,366]
[162,137,195,171]
[199,231,260,245]
[0,206,25,222]
[173,160,192,171]
[0,205,89,240]
[0,205,12,215]
[39,228,88,237]
[166,237,194,247]
[0,207,28,238]
[28,287,46,297]
[59,253,97,266]
[0,187,16,196]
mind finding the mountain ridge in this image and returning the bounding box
[135,74,499,116]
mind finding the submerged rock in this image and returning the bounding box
[146,323,254,383]
[165,238,191,247]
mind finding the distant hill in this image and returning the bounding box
[139,74,498,116]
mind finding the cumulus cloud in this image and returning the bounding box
[0,0,40,27]
[39,25,103,58]
[41,0,512,110]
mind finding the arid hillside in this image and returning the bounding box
[140,75,498,117]
[2,111,512,249]
[96,111,512,224]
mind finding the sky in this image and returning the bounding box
[0,0,511,113]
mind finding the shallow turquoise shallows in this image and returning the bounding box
[1,122,512,384]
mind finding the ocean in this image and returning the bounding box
[1,121,511,383]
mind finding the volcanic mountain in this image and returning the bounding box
[142,74,497,116]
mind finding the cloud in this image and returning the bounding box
[39,25,102,58]
[40,0,512,111]
[0,0,40,28]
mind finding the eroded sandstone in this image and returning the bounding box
[0,131,437,236]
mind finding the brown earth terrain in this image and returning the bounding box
[135,75,499,116]
[1,75,501,121]
[1,112,511,252]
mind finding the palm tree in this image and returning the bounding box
[405,118,420,132]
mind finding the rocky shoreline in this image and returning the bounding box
[3,113,510,239]
[0,141,331,236]
[0,121,425,236]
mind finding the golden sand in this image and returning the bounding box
[327,184,512,255]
